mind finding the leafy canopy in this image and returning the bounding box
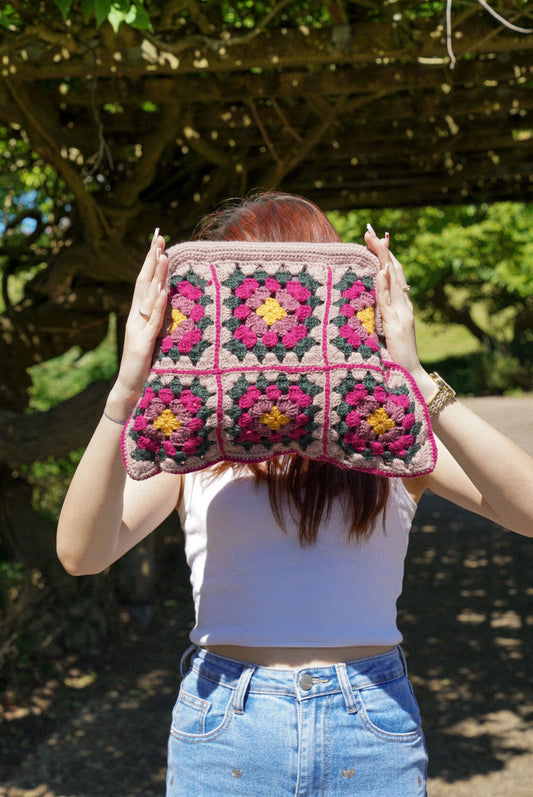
[51,0,152,31]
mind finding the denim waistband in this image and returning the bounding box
[180,645,407,715]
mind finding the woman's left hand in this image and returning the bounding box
[364,226,424,380]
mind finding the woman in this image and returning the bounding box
[57,193,533,796]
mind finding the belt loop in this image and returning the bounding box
[233,665,255,715]
[335,662,358,714]
[397,645,408,675]
[179,644,197,677]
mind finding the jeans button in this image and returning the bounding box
[299,673,313,691]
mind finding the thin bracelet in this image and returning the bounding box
[103,407,126,426]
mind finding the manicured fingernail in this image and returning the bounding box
[366,223,377,236]
[385,232,390,243]
[156,247,161,263]
[151,227,160,246]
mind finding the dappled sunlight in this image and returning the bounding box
[400,492,532,791]
[0,605,193,797]
[2,490,531,796]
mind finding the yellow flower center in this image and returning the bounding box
[170,309,187,333]
[153,409,181,436]
[367,407,395,435]
[256,297,287,326]
[357,307,375,334]
[259,405,290,431]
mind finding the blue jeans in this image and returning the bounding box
[166,646,428,796]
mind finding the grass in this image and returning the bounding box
[415,318,482,364]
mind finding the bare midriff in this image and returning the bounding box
[205,645,395,669]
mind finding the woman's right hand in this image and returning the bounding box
[106,230,169,420]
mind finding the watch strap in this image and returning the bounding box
[426,372,456,416]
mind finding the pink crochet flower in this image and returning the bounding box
[139,388,156,410]
[342,280,366,300]
[345,385,368,405]
[334,277,380,359]
[233,380,316,445]
[132,383,207,462]
[163,441,176,456]
[178,328,203,353]
[177,280,203,301]
[335,371,418,465]
[389,435,415,456]
[266,385,282,400]
[133,415,148,432]
[162,272,211,364]
[235,325,258,349]
[182,437,202,455]
[286,280,312,302]
[179,389,203,414]
[189,305,205,323]
[158,388,175,404]
[234,304,251,320]
[262,331,278,348]
[264,277,281,292]
[227,272,318,360]
[235,277,260,299]
[283,324,308,349]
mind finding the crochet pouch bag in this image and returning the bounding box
[121,241,437,480]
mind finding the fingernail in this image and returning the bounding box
[156,247,161,263]
[151,227,160,246]
[366,223,377,236]
[385,232,390,243]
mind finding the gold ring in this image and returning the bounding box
[402,284,411,293]
[138,308,151,321]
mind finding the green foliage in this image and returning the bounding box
[27,317,117,412]
[51,0,152,31]
[330,202,533,393]
[20,318,118,522]
[330,202,533,345]
[0,125,72,306]
[19,452,83,524]
[47,0,337,31]
[0,4,20,29]
[47,0,320,33]
[218,0,333,29]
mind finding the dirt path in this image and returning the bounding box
[1,396,532,796]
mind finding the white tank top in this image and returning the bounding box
[179,467,416,647]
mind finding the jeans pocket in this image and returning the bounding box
[170,673,235,742]
[355,677,423,741]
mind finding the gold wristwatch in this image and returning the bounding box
[426,372,456,416]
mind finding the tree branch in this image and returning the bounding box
[4,80,112,243]
[143,0,296,56]
[112,104,183,208]
[0,379,112,467]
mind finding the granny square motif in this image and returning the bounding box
[121,241,437,480]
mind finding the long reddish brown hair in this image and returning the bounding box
[195,191,390,545]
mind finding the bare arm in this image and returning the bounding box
[365,228,533,537]
[57,232,183,575]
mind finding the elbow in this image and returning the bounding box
[57,551,92,577]
[56,516,111,575]
[56,541,107,577]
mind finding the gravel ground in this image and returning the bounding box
[1,395,532,796]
